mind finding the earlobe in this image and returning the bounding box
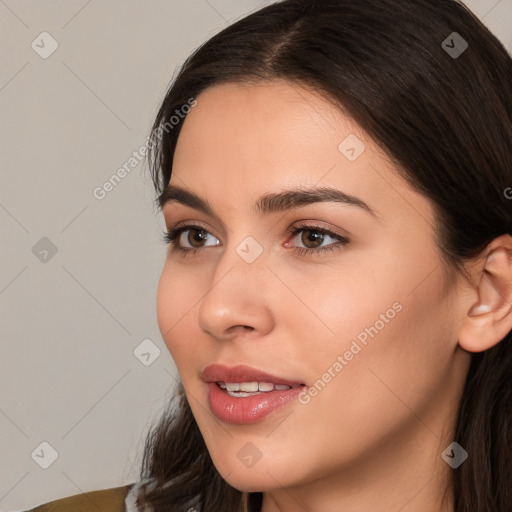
[458,235,512,353]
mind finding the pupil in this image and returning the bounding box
[189,229,206,247]
[303,229,323,248]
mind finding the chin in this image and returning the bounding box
[220,473,274,493]
[213,458,299,493]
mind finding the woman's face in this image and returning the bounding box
[156,81,471,496]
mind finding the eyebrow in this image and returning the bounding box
[159,184,378,218]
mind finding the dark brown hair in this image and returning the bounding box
[135,1,512,510]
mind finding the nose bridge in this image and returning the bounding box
[197,233,272,338]
[213,230,268,288]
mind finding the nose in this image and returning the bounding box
[197,240,275,341]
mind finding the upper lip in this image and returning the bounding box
[201,364,305,387]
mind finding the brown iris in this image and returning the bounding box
[301,229,324,249]
[187,228,208,248]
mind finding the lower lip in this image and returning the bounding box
[206,382,304,424]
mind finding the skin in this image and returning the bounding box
[156,80,512,512]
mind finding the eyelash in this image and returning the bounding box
[162,222,349,258]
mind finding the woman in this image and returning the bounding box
[25,0,512,511]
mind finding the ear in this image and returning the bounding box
[458,234,512,353]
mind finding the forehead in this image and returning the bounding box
[173,81,375,185]
[175,80,363,160]
[170,80,433,230]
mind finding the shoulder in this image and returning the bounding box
[24,483,135,512]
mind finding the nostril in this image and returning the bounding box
[228,325,254,334]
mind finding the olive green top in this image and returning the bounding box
[24,484,134,512]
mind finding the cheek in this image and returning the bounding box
[305,265,455,431]
[268,258,400,364]
[156,264,201,363]
[286,248,455,419]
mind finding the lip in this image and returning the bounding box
[201,363,305,387]
[206,382,304,424]
[201,363,307,425]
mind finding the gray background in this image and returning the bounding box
[0,1,510,510]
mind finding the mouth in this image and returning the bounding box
[215,380,304,397]
[201,363,306,391]
[202,365,308,424]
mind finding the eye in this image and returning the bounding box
[163,223,220,256]
[162,221,349,257]
[285,223,349,256]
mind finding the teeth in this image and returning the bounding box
[258,382,274,392]
[217,381,293,395]
[240,382,259,392]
